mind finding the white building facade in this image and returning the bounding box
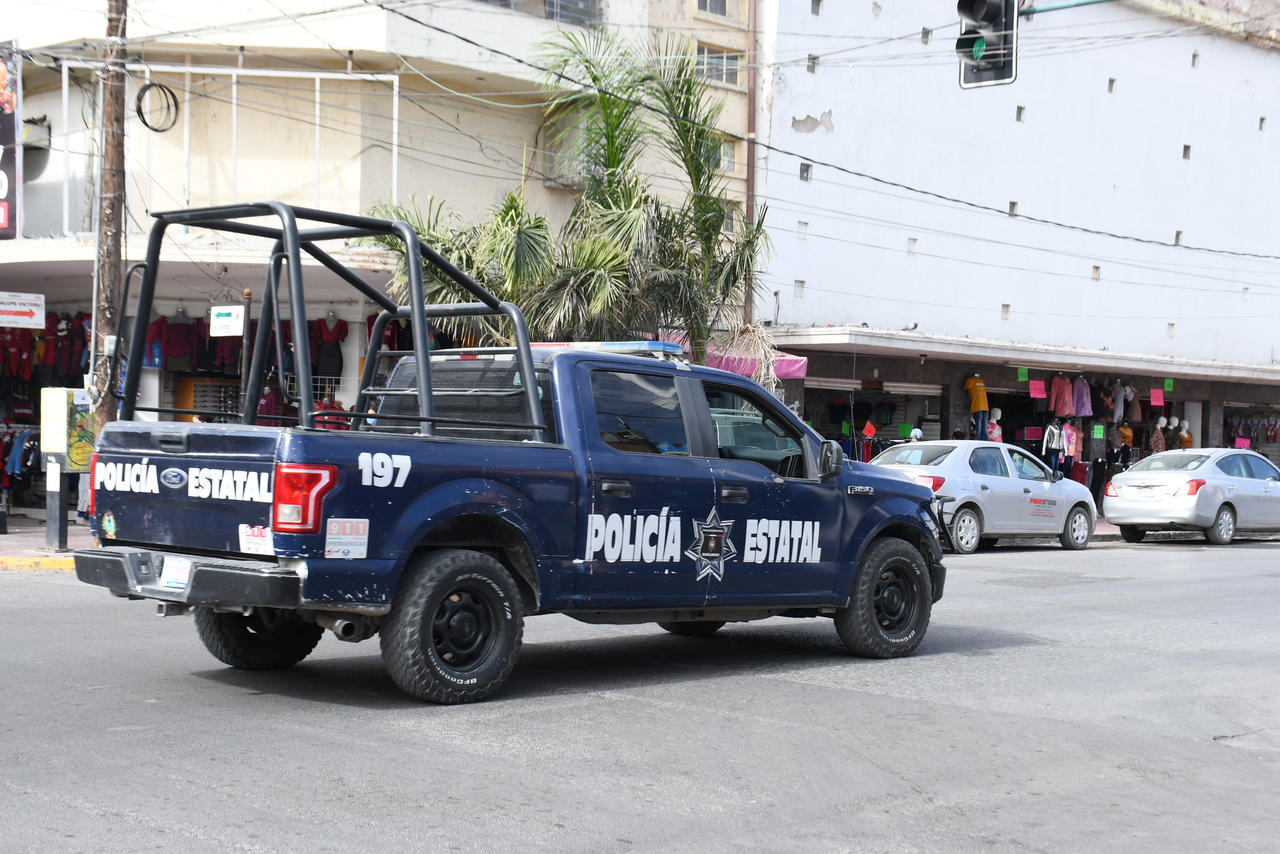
[757,0,1280,467]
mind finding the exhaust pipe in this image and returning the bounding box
[317,613,361,642]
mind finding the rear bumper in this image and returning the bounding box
[74,547,301,608]
[1102,494,1215,528]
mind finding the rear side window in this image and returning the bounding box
[969,447,1009,477]
[1216,455,1249,478]
[591,370,688,455]
[871,444,953,466]
[1244,454,1280,480]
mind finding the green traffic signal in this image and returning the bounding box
[970,36,987,61]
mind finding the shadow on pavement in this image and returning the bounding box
[190,618,1044,708]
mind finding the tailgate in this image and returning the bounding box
[93,422,282,555]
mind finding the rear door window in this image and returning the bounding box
[1244,454,1280,480]
[1216,454,1249,478]
[590,370,689,455]
[969,447,1009,477]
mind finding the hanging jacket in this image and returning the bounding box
[1042,422,1064,453]
[1072,377,1093,416]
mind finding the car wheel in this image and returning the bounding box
[194,607,324,670]
[658,621,725,638]
[1204,505,1236,545]
[1119,525,1146,543]
[835,537,932,658]
[950,506,982,555]
[1059,505,1092,550]
[380,548,524,703]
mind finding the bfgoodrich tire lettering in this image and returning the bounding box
[835,537,932,658]
[380,548,524,704]
[194,607,324,670]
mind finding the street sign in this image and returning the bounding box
[0,290,44,328]
[210,304,245,337]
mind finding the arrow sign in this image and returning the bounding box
[210,304,245,337]
[0,291,44,329]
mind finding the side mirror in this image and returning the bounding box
[819,439,845,481]
[1053,470,1064,482]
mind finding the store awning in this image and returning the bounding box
[706,348,808,379]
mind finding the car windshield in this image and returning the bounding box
[1128,453,1210,472]
[871,444,954,467]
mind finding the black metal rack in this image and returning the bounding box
[115,202,548,440]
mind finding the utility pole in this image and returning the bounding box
[93,0,126,431]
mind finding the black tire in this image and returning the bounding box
[1059,505,1092,550]
[835,537,932,658]
[1119,525,1146,543]
[658,621,726,638]
[1204,505,1236,545]
[950,506,982,555]
[194,607,324,670]
[380,549,524,704]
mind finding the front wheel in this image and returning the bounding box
[835,537,932,658]
[380,548,524,704]
[1059,506,1092,550]
[1204,505,1236,545]
[1119,525,1146,543]
[194,607,324,670]
[950,507,982,555]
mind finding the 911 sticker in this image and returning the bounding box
[325,518,369,559]
[238,524,274,556]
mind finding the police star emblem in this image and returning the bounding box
[685,508,737,582]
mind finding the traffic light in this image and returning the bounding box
[956,0,1018,88]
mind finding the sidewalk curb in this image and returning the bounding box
[0,556,76,572]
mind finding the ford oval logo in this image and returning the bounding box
[160,467,188,489]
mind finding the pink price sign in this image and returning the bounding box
[1234,437,1251,449]
[1028,380,1046,399]
[1150,388,1164,407]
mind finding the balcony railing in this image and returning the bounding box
[479,0,600,27]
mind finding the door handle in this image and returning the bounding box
[979,484,990,491]
[720,486,749,503]
[1023,488,1032,494]
[600,479,632,497]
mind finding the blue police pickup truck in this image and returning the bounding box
[75,203,945,704]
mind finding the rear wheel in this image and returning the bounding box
[950,506,982,555]
[658,621,725,638]
[1119,525,1146,543]
[380,548,524,704]
[835,537,932,658]
[1059,505,1092,550]
[1204,505,1236,545]
[194,607,324,670]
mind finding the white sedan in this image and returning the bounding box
[869,440,1097,554]
[1103,448,1280,544]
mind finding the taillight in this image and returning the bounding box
[271,464,337,533]
[914,474,946,493]
[1182,479,1206,496]
[1104,481,1116,497]
[89,452,99,516]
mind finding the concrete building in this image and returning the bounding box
[756,0,1280,471]
[2,0,750,432]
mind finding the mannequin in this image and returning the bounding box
[1178,423,1193,449]
[965,373,989,441]
[909,428,923,442]
[1042,417,1064,471]
[1166,416,1181,451]
[1117,421,1134,447]
[1151,416,1167,454]
[987,407,1003,442]
[1061,419,1079,476]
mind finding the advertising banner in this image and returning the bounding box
[0,41,20,240]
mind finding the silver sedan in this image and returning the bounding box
[1103,448,1280,544]
[869,440,1097,554]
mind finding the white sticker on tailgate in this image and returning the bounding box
[161,556,192,590]
[325,518,369,559]
[238,524,275,556]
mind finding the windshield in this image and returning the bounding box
[871,444,954,467]
[1128,453,1209,472]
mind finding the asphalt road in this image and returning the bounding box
[2,539,1277,853]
